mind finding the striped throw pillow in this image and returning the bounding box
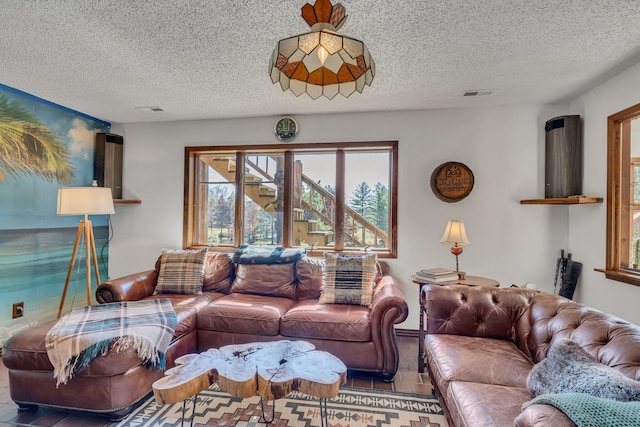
[320,253,377,306]
[155,248,208,294]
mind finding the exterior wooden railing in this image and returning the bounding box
[299,175,388,248]
[204,155,387,248]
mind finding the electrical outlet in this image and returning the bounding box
[12,302,24,319]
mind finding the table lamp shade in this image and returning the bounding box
[440,220,470,245]
[57,187,115,216]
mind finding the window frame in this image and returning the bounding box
[183,141,398,258]
[603,102,640,286]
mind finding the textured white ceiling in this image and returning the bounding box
[2,0,640,124]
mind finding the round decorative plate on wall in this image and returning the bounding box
[430,161,475,202]
[274,116,298,142]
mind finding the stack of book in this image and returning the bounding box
[415,268,459,283]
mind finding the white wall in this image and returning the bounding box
[567,61,640,324]
[111,104,572,330]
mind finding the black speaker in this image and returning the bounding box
[94,133,123,199]
[545,115,582,198]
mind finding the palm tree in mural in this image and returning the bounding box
[0,94,74,183]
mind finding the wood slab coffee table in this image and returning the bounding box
[153,340,347,426]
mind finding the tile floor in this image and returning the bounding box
[0,334,435,426]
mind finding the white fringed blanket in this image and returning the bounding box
[46,299,177,386]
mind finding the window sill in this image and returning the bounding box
[595,268,640,287]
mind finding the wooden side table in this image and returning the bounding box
[411,275,500,373]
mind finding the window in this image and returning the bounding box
[604,102,640,285]
[184,142,398,257]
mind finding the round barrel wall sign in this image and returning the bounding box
[430,161,475,203]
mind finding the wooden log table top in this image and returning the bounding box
[152,340,347,405]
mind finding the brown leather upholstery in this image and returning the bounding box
[425,334,533,404]
[4,329,196,417]
[281,299,371,341]
[4,255,408,419]
[96,270,158,303]
[448,382,532,427]
[231,263,297,299]
[198,293,297,335]
[422,284,640,427]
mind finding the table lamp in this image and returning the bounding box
[56,187,115,318]
[440,220,470,273]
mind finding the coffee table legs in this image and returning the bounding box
[180,393,198,427]
[262,396,329,426]
[418,283,425,373]
[259,396,275,423]
[319,398,329,427]
[179,393,331,426]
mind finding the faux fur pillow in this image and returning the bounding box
[527,339,640,401]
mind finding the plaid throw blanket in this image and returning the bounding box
[46,299,177,386]
[523,393,640,427]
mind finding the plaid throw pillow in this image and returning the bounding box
[155,248,208,294]
[320,253,377,306]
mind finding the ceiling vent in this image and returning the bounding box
[135,106,164,112]
[463,90,494,97]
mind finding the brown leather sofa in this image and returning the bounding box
[3,254,408,419]
[421,284,640,427]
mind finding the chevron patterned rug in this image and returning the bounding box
[113,384,447,427]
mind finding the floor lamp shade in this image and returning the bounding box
[56,187,114,318]
[57,187,115,216]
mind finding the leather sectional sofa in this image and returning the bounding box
[2,252,408,419]
[421,284,640,427]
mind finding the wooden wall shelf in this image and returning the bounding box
[520,197,603,205]
[114,199,141,205]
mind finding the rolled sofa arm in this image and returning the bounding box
[369,275,409,377]
[96,270,158,303]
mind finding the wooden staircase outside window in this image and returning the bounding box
[200,155,387,248]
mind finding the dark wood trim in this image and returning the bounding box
[185,141,398,153]
[621,120,632,267]
[606,113,619,271]
[395,328,419,338]
[196,159,208,244]
[601,102,640,283]
[389,142,398,257]
[283,151,294,246]
[184,142,398,257]
[182,148,194,249]
[595,268,640,287]
[334,150,345,251]
[234,152,245,246]
[520,197,602,204]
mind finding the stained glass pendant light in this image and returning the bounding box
[268,0,375,100]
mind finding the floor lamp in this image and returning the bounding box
[56,187,115,318]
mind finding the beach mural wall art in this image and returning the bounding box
[0,84,111,334]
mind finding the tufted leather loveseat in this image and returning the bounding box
[421,284,640,427]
